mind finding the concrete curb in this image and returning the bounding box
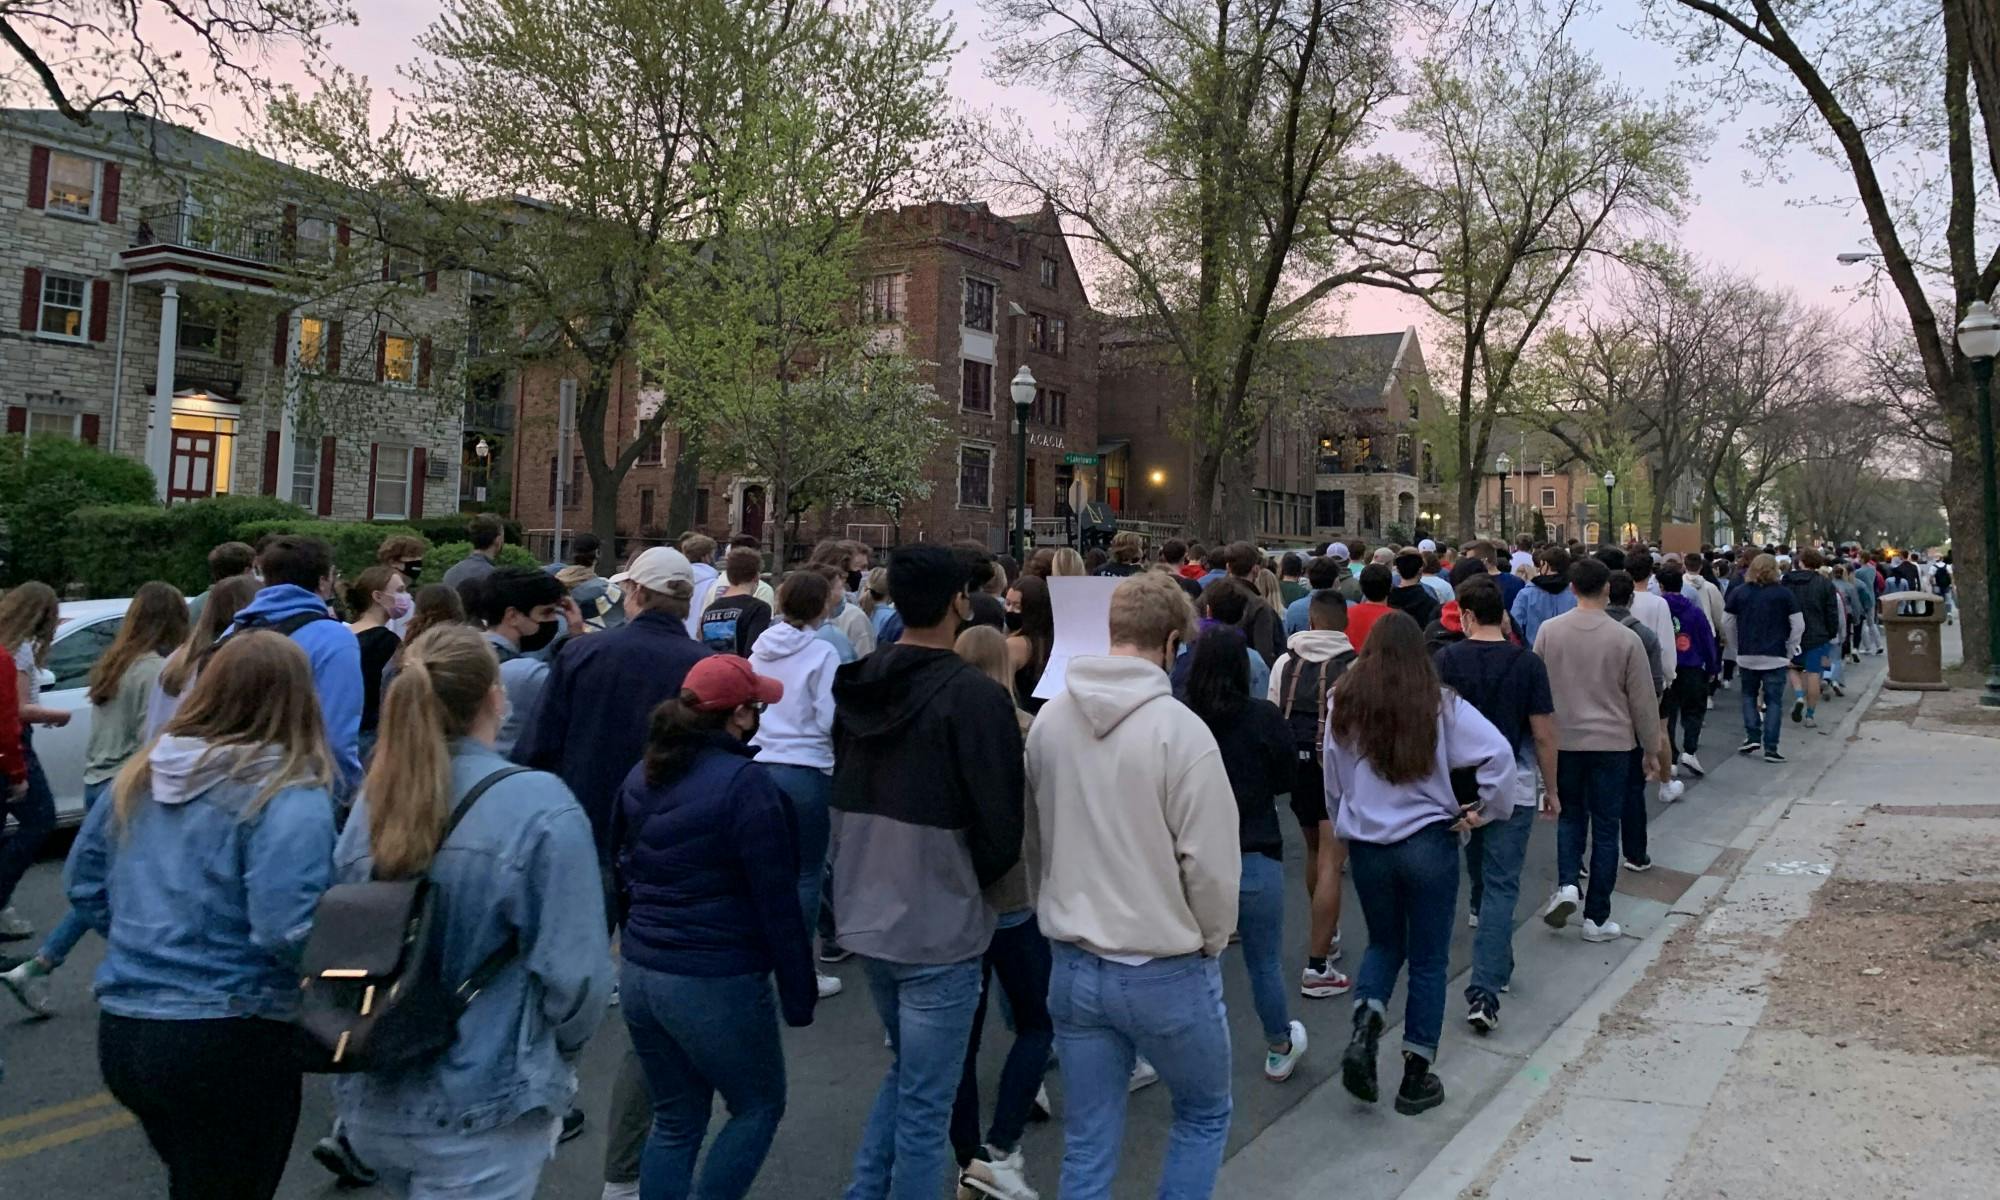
[1397,665,1892,1199]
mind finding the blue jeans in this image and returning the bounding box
[1236,852,1291,1044]
[1347,821,1458,1060]
[40,778,108,968]
[346,1111,557,1199]
[1740,666,1787,752]
[1046,943,1232,1200]
[764,764,832,931]
[0,732,54,911]
[1557,750,1627,923]
[950,915,1054,1162]
[1467,806,1533,1002]
[848,957,984,1200]
[621,961,787,1200]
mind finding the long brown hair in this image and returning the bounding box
[114,632,335,828]
[88,582,189,706]
[0,581,60,667]
[389,583,468,671]
[1328,610,1440,784]
[365,623,497,879]
[159,575,259,699]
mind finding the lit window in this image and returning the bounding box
[291,433,320,508]
[38,273,86,339]
[383,334,416,384]
[864,273,905,323]
[373,444,413,519]
[46,152,97,217]
[963,279,995,333]
[958,444,993,508]
[299,318,326,370]
[961,359,993,413]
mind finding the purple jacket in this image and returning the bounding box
[1664,591,1721,677]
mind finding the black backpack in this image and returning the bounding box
[295,765,529,1074]
[1277,648,1357,764]
[215,608,334,650]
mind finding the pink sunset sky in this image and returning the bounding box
[74,0,1898,337]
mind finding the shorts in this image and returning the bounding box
[1791,642,1831,673]
[1288,754,1329,827]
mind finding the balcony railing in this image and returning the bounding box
[174,349,246,399]
[134,203,287,266]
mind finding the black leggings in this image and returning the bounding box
[99,1012,303,1200]
[1665,668,1709,755]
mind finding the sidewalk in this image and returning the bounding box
[1413,623,2000,1199]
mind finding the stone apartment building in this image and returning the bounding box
[510,201,1100,555]
[1099,327,1439,546]
[2,110,465,521]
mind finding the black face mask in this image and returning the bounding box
[1004,610,1024,633]
[846,569,863,594]
[520,619,560,654]
[402,561,424,579]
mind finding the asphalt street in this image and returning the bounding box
[0,668,1867,1198]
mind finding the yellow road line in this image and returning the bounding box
[0,1093,117,1137]
[0,1112,136,1162]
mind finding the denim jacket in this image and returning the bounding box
[67,735,336,1021]
[332,740,611,1137]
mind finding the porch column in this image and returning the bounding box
[274,311,301,495]
[146,283,180,500]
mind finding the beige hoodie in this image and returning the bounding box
[1025,654,1240,959]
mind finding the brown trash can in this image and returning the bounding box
[1880,593,1948,691]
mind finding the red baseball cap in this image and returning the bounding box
[682,655,784,712]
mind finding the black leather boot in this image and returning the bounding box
[1341,1004,1384,1102]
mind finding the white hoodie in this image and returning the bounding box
[748,622,840,772]
[1024,654,1240,959]
[1267,628,1356,706]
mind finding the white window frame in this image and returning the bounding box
[1540,486,1557,509]
[382,334,417,386]
[44,151,100,220]
[864,271,906,324]
[960,358,994,415]
[957,441,994,510]
[290,432,320,508]
[37,271,89,342]
[295,216,338,264]
[962,277,996,334]
[372,443,414,520]
[22,409,82,442]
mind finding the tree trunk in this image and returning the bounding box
[1945,382,1989,673]
[1649,487,1667,547]
[666,432,703,540]
[1192,442,1225,543]
[769,481,793,577]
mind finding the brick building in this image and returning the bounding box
[509,201,1101,556]
[2,110,466,520]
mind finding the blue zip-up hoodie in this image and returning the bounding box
[227,584,362,794]
[67,734,336,1020]
[1510,573,1577,649]
[333,742,610,1137]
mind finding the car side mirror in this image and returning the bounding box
[35,668,55,690]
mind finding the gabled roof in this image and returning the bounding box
[1,108,256,173]
[1288,330,1410,409]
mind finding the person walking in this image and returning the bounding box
[1656,562,1720,780]
[1434,577,1559,1033]
[1725,554,1803,763]
[829,545,1024,1200]
[697,547,775,657]
[1604,570,1668,871]
[186,540,256,623]
[1004,573,1055,712]
[1184,630,1310,1083]
[748,569,846,1000]
[3,583,187,1016]
[333,624,611,1198]
[1284,557,1343,636]
[145,575,258,739]
[442,513,509,592]
[1781,549,1842,730]
[1345,564,1395,650]
[1387,550,1442,630]
[1223,542,1284,665]
[1508,548,1575,650]
[226,535,364,798]
[344,564,410,762]
[462,566,575,756]
[1268,589,1357,998]
[615,654,812,1200]
[68,634,337,1200]
[1532,557,1664,942]
[0,581,64,943]
[1025,571,1238,1198]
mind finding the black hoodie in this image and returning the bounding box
[828,643,1025,963]
[1388,581,1442,629]
[1781,568,1843,649]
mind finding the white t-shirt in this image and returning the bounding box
[12,642,39,704]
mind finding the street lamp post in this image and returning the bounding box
[1603,470,1618,547]
[1953,299,2000,707]
[1496,452,1511,540]
[1010,365,1036,563]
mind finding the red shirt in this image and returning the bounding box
[0,656,22,787]
[1346,602,1392,650]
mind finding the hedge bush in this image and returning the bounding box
[393,513,523,549]
[0,435,157,589]
[426,541,543,581]
[236,518,426,584]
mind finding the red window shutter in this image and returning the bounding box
[366,442,380,518]
[100,163,120,224]
[381,251,391,282]
[281,204,298,257]
[20,267,41,332]
[88,279,110,342]
[262,429,281,494]
[26,146,47,209]
[326,320,344,375]
[418,336,433,387]
[317,436,336,516]
[410,448,427,518]
[5,407,25,435]
[335,218,350,265]
[272,310,289,367]
[374,331,387,382]
[81,414,101,446]
[424,268,438,292]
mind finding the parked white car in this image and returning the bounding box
[29,599,133,826]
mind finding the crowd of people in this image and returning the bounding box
[0,514,1949,1200]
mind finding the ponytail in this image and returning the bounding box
[363,623,498,878]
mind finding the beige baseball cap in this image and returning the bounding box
[610,546,695,592]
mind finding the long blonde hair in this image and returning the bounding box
[1253,566,1282,609]
[954,624,1016,701]
[1050,548,1086,577]
[114,632,335,828]
[88,582,188,706]
[365,623,498,879]
[0,581,60,667]
[159,575,258,698]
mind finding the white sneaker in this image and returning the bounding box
[1129,1057,1159,1092]
[1582,919,1623,942]
[1,957,52,1016]
[1660,779,1686,803]
[0,907,32,940]
[601,1184,640,1200]
[816,972,843,999]
[1264,1020,1308,1082]
[1539,884,1580,929]
[960,1145,1039,1200]
[1681,753,1704,777]
[1467,910,1480,928]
